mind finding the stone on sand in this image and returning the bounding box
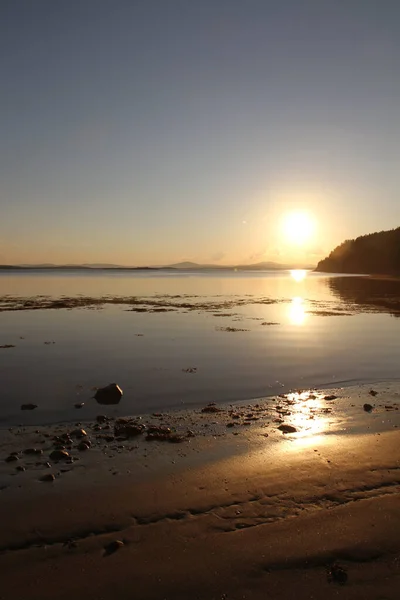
[94,383,123,405]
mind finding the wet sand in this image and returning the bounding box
[0,384,399,599]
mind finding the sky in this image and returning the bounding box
[1,0,399,266]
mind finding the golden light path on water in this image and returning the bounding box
[288,270,308,325]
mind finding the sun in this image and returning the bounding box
[282,212,315,245]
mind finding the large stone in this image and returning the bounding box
[278,424,298,434]
[94,383,123,405]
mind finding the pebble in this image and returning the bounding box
[20,403,38,410]
[40,473,55,482]
[49,449,71,461]
[104,540,124,555]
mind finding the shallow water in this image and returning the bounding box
[0,269,399,425]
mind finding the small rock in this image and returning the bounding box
[16,465,26,472]
[5,455,19,463]
[201,404,222,414]
[49,449,71,461]
[74,402,85,409]
[96,415,108,424]
[94,383,123,405]
[104,540,124,556]
[114,419,145,438]
[23,448,43,455]
[71,428,87,438]
[278,424,298,434]
[40,473,55,483]
[324,395,337,401]
[77,441,91,451]
[369,389,378,396]
[363,403,373,412]
[226,423,235,428]
[20,403,38,410]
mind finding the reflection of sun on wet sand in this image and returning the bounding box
[0,383,399,599]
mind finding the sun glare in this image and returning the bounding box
[290,269,307,282]
[282,212,315,245]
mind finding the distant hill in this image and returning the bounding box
[316,227,400,275]
[0,260,313,271]
[168,261,310,270]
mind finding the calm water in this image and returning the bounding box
[1,269,400,425]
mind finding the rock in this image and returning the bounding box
[324,395,337,401]
[77,440,91,451]
[168,434,185,444]
[363,403,373,412]
[74,402,85,409]
[114,419,145,438]
[94,383,123,405]
[147,426,171,435]
[201,404,222,414]
[96,415,108,424]
[226,423,235,428]
[20,403,38,410]
[49,449,71,461]
[16,465,26,472]
[23,448,43,455]
[278,424,298,434]
[40,473,55,482]
[104,540,124,556]
[71,428,87,438]
[5,455,19,463]
[369,389,378,396]
[53,433,73,445]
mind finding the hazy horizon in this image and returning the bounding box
[1,1,399,266]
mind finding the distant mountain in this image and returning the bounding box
[316,227,400,275]
[168,261,310,270]
[0,260,314,271]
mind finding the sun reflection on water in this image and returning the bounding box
[290,269,307,282]
[289,296,306,325]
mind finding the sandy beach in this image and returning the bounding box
[1,383,399,599]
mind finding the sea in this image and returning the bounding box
[1,269,399,425]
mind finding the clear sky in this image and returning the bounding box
[1,0,399,266]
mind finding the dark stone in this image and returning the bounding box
[104,540,124,556]
[363,403,373,412]
[74,402,84,409]
[5,455,18,463]
[77,441,91,451]
[324,395,337,401]
[114,419,145,438]
[71,428,87,438]
[16,465,26,472]
[94,383,123,405]
[23,448,43,455]
[226,423,235,428]
[201,404,222,414]
[20,403,38,410]
[369,389,378,396]
[96,415,108,424]
[49,449,71,461]
[40,473,55,482]
[278,424,298,434]
[147,426,171,435]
